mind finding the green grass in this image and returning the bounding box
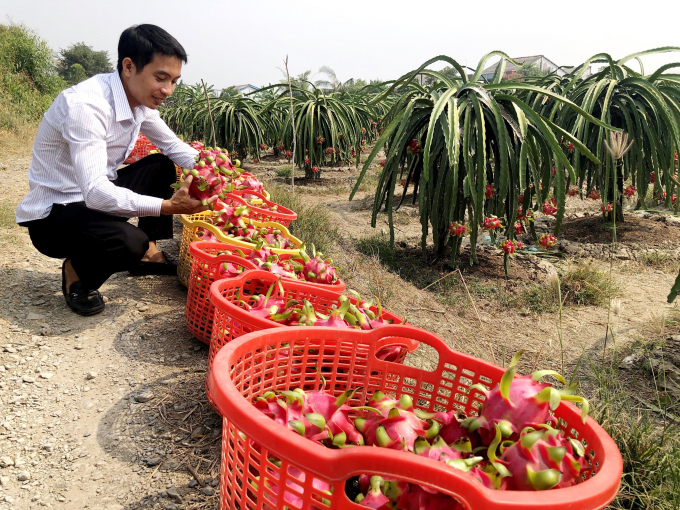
[560,262,621,307]
[266,185,338,254]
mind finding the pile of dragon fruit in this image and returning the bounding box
[253,352,590,509]
[179,143,267,206]
[236,281,395,330]
[215,243,340,286]
[196,202,293,249]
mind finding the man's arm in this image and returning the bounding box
[64,101,162,218]
[140,109,198,169]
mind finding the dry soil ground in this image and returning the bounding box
[1,135,679,509]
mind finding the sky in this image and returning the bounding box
[3,0,680,89]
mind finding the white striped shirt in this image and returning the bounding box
[15,71,198,224]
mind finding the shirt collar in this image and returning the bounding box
[110,71,135,123]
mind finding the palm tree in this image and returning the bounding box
[314,66,355,93]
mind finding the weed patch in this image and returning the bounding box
[266,185,338,254]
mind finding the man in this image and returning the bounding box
[15,24,215,316]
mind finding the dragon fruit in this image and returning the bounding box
[295,244,339,285]
[498,426,587,491]
[356,476,391,509]
[354,393,439,452]
[396,484,464,510]
[462,351,589,443]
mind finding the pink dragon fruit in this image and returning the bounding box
[498,426,587,491]
[219,261,245,278]
[295,244,339,285]
[183,156,224,206]
[397,484,464,510]
[356,476,391,509]
[315,299,351,328]
[354,393,440,452]
[196,228,218,242]
[463,351,589,443]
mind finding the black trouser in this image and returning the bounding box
[23,154,176,290]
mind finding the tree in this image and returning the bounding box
[57,42,113,85]
[423,66,459,86]
[279,69,312,92]
[219,86,240,99]
[314,66,355,93]
[516,63,549,78]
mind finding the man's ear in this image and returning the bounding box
[121,57,136,78]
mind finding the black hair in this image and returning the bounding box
[117,24,187,73]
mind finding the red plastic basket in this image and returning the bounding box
[124,134,158,164]
[205,271,409,407]
[225,190,298,227]
[186,242,345,344]
[207,326,623,510]
[217,192,297,227]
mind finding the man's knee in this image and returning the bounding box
[118,224,149,263]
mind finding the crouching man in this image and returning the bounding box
[16,24,215,316]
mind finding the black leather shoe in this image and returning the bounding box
[128,251,177,276]
[62,264,105,316]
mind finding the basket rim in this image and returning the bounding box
[189,241,346,290]
[228,190,298,221]
[208,270,402,328]
[181,212,302,255]
[208,325,623,509]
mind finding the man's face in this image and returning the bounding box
[121,54,182,110]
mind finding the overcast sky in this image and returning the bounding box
[3,0,680,89]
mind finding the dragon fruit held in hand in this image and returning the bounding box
[462,351,589,442]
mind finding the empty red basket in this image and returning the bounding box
[205,271,409,407]
[186,242,345,344]
[207,326,623,510]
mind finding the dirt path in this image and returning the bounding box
[0,145,678,509]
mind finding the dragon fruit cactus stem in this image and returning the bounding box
[462,351,589,442]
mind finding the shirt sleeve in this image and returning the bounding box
[140,109,198,169]
[63,101,163,218]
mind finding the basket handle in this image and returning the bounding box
[374,335,420,355]
[364,324,498,374]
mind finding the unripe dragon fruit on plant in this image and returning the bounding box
[463,351,589,442]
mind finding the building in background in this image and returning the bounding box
[479,55,592,81]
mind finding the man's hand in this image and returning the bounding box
[160,175,218,215]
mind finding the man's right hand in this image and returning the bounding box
[160,175,218,215]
